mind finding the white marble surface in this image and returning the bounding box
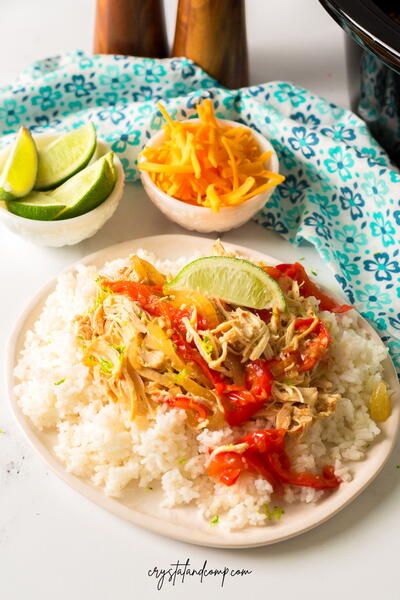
[1,2,400,599]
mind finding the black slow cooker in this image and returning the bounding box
[320,0,400,166]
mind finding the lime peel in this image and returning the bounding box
[6,192,65,220]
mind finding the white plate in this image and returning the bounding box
[6,234,400,548]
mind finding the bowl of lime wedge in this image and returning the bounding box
[0,124,125,246]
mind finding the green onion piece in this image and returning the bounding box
[100,358,113,374]
[262,503,284,521]
[175,368,189,384]
[201,335,213,357]
[272,506,285,520]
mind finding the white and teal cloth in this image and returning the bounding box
[1,51,399,375]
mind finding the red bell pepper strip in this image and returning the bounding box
[206,452,245,486]
[207,428,341,492]
[220,392,265,427]
[240,429,286,453]
[171,331,218,383]
[294,318,331,372]
[164,395,209,422]
[245,451,285,496]
[265,262,353,313]
[267,453,341,490]
[219,360,273,426]
[245,359,273,401]
[104,280,161,305]
[262,265,283,280]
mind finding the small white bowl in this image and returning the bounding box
[139,119,281,233]
[0,134,125,247]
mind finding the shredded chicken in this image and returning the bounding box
[213,308,271,362]
[74,248,340,434]
[212,239,237,257]
[258,383,338,433]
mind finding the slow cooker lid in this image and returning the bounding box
[320,0,400,70]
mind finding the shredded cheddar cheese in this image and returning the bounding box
[138,99,285,212]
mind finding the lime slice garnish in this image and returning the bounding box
[0,127,38,201]
[52,151,116,220]
[165,256,286,310]
[34,122,97,190]
[6,193,65,221]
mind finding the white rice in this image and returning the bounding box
[14,250,387,530]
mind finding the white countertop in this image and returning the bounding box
[1,2,399,599]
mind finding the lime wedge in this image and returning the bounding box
[52,151,116,220]
[6,193,65,221]
[165,256,286,311]
[0,127,38,201]
[6,152,116,221]
[35,123,97,190]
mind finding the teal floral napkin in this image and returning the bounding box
[0,51,399,375]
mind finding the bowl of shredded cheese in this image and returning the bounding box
[138,100,284,233]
